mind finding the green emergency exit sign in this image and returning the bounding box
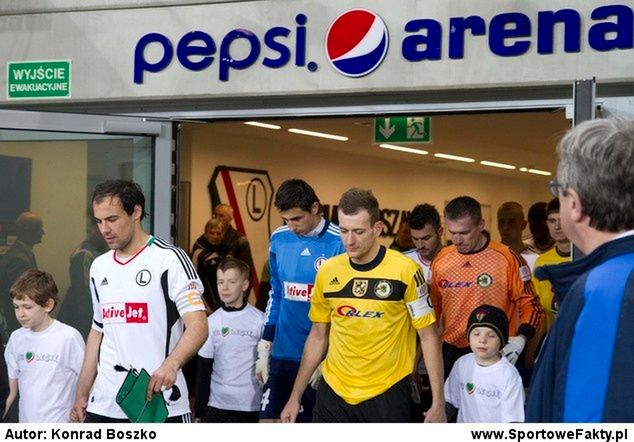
[7,60,71,99]
[374,117,431,143]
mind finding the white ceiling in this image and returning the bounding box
[208,109,571,182]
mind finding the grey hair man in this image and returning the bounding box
[527,117,634,423]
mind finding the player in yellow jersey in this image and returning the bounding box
[280,189,445,423]
[430,196,543,378]
[533,198,571,330]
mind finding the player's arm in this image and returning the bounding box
[148,309,207,399]
[510,251,543,338]
[408,267,446,422]
[71,328,102,422]
[504,251,544,364]
[418,325,446,422]
[262,245,281,340]
[280,322,330,423]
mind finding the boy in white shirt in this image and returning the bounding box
[195,257,264,422]
[444,304,524,423]
[4,269,85,422]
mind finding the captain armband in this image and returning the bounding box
[406,294,434,319]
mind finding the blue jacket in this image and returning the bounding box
[526,234,634,422]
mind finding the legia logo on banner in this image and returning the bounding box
[325,9,389,78]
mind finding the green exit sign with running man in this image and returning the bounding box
[374,117,431,143]
[7,60,71,99]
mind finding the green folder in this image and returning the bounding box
[115,367,169,423]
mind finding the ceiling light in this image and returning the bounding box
[244,121,281,130]
[379,144,428,155]
[288,128,348,141]
[528,168,552,176]
[434,152,475,163]
[519,167,528,172]
[480,160,516,170]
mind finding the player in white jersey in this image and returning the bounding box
[403,203,444,420]
[71,180,208,423]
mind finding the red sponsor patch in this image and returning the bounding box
[102,302,149,324]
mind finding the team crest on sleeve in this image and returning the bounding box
[374,280,393,299]
[416,282,429,299]
[352,279,368,297]
[519,265,532,281]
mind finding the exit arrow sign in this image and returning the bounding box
[374,117,431,143]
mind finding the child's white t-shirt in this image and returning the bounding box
[198,304,264,412]
[5,320,85,422]
[444,352,525,423]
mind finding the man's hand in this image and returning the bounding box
[423,403,447,423]
[502,335,527,365]
[147,360,179,401]
[256,340,272,387]
[70,397,88,423]
[280,398,300,423]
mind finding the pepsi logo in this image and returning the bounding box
[325,9,389,78]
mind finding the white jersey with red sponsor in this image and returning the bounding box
[87,236,204,419]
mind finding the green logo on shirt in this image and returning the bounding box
[466,383,475,394]
[25,352,35,363]
[221,327,230,337]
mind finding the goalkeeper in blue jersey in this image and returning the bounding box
[257,179,344,422]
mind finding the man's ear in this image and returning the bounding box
[310,202,320,216]
[133,204,143,221]
[566,188,584,223]
[373,220,384,237]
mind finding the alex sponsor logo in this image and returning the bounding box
[133,5,633,83]
[102,302,149,324]
[336,305,384,319]
[437,279,472,289]
[283,281,314,302]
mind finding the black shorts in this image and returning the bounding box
[202,406,259,423]
[259,358,316,422]
[313,376,412,423]
[85,412,191,423]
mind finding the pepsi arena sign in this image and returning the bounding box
[133,5,633,83]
